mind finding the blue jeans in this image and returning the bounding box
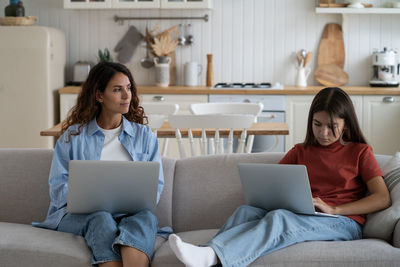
[206,205,362,267]
[57,209,158,265]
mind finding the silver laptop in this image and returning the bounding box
[67,160,159,214]
[237,163,337,218]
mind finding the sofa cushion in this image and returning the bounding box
[0,222,167,267]
[172,152,284,233]
[155,157,176,228]
[0,149,53,224]
[153,229,400,267]
[363,152,400,242]
[0,222,91,267]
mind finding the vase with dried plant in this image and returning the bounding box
[150,33,178,87]
[145,25,179,85]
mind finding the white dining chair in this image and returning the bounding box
[142,102,179,156]
[168,114,256,158]
[190,102,263,153]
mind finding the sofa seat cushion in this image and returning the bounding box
[0,222,167,267]
[0,222,92,267]
[152,229,400,267]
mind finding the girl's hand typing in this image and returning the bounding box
[313,197,336,215]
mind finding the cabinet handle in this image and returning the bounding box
[242,99,251,103]
[259,114,276,119]
[152,96,165,102]
[382,96,395,103]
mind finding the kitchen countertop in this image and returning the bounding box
[59,85,400,95]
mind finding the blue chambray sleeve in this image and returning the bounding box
[49,135,71,212]
[33,133,72,229]
[147,130,164,204]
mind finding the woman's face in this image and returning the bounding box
[96,72,132,116]
[312,111,345,146]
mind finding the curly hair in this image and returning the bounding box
[303,87,367,147]
[61,62,147,141]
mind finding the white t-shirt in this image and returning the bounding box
[100,124,131,161]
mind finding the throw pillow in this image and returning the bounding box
[363,152,400,241]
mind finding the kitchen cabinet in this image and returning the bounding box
[60,94,79,121]
[363,95,400,155]
[285,95,363,151]
[160,0,212,9]
[112,0,160,9]
[63,0,112,9]
[63,0,211,9]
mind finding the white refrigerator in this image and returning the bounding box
[0,26,66,148]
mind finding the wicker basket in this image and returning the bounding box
[0,16,37,26]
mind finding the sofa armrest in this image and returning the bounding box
[393,219,400,248]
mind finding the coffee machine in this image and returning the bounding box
[370,47,400,87]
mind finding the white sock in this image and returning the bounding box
[168,234,218,267]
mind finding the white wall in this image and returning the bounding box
[1,0,399,86]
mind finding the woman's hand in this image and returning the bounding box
[313,197,336,215]
[313,177,391,216]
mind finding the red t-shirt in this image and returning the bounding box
[279,141,382,225]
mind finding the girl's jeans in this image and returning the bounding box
[207,205,362,267]
[57,209,158,265]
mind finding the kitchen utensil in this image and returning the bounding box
[317,23,345,69]
[314,64,348,86]
[301,49,307,61]
[114,25,142,64]
[184,62,202,86]
[296,51,304,67]
[177,24,186,45]
[141,43,154,68]
[206,54,214,87]
[141,25,154,69]
[304,52,313,67]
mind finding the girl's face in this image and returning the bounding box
[312,111,345,146]
[96,72,132,116]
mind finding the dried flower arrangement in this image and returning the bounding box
[151,34,178,57]
[145,24,179,57]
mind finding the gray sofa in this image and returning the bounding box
[1,148,400,267]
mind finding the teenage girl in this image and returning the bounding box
[34,62,164,267]
[168,87,391,267]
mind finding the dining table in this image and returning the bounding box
[40,121,289,138]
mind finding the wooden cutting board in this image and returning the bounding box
[317,23,345,69]
[314,64,349,86]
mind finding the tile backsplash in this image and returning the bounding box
[1,0,400,86]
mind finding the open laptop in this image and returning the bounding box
[67,160,159,214]
[237,163,337,218]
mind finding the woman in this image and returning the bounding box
[168,87,391,267]
[34,62,164,267]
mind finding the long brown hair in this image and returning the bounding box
[303,87,367,147]
[61,62,147,140]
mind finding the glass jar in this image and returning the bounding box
[15,1,25,17]
[5,0,19,17]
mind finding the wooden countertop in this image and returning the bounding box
[59,85,400,95]
[41,122,289,138]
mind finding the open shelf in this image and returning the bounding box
[316,7,400,14]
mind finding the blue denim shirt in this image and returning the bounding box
[33,116,164,230]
